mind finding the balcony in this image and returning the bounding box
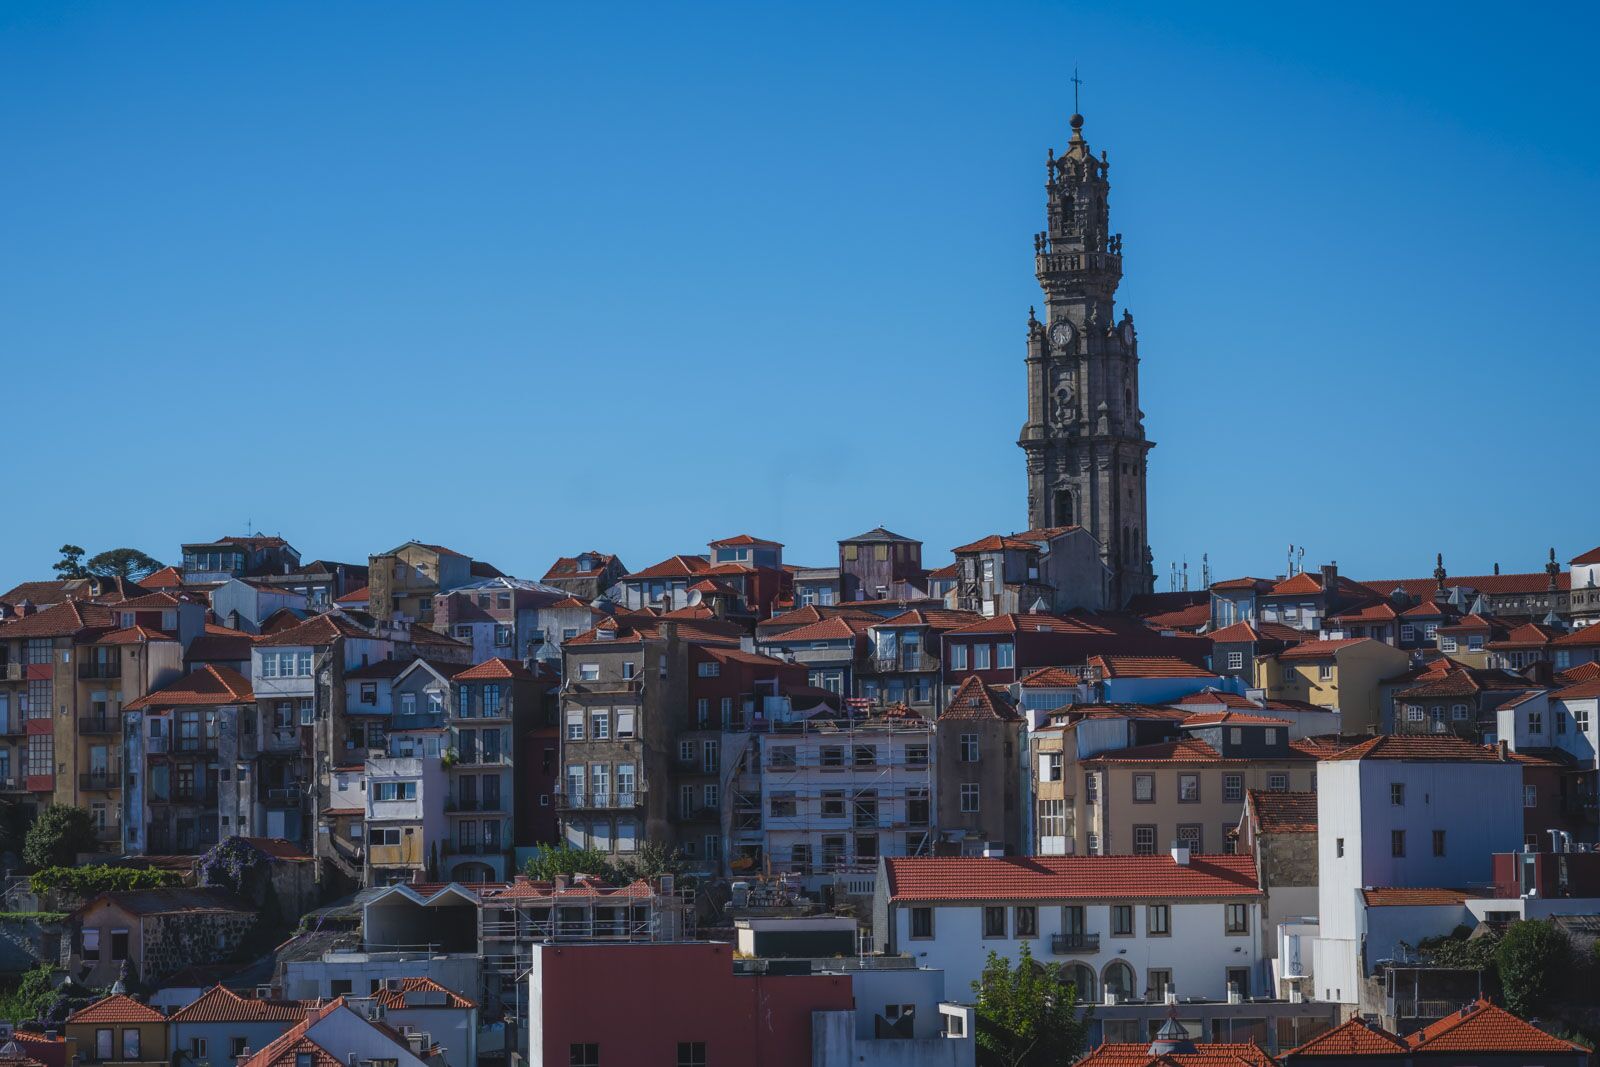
[554,788,644,810]
[171,738,219,758]
[1051,933,1100,955]
[447,796,503,813]
[0,664,22,681]
[869,650,940,674]
[79,769,121,791]
[445,841,505,856]
[0,777,25,792]
[77,659,121,680]
[78,716,120,736]
[265,786,303,808]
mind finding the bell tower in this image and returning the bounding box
[1018,112,1154,604]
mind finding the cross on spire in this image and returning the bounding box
[1071,67,1083,114]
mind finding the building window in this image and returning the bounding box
[1148,968,1174,998]
[1391,830,1406,857]
[1391,783,1405,806]
[997,643,1014,668]
[1433,830,1446,856]
[1111,904,1134,936]
[1336,837,1344,857]
[910,907,933,938]
[1133,775,1154,802]
[974,644,991,670]
[983,906,1007,938]
[1014,905,1038,938]
[1318,664,1334,681]
[1147,904,1170,936]
[569,1044,600,1067]
[853,744,877,768]
[590,711,609,740]
[1223,775,1243,803]
[1133,825,1156,855]
[821,791,846,817]
[1178,774,1199,803]
[1578,707,1591,732]
[122,1029,141,1060]
[579,663,599,681]
[1227,651,1243,670]
[960,784,980,813]
[1451,703,1469,721]
[960,734,979,762]
[1524,784,1538,808]
[949,644,968,670]
[1038,799,1065,842]
[697,661,720,677]
[676,1042,706,1067]
[820,745,844,769]
[1268,774,1288,792]
[1177,824,1202,853]
[96,1030,113,1061]
[1441,637,1458,653]
[1529,711,1544,734]
[1086,832,1100,856]
[1225,904,1250,935]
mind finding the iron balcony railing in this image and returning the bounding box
[1051,932,1100,954]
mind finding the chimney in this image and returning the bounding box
[1170,843,1191,866]
[1498,739,1511,762]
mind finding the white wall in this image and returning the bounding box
[892,899,1260,1003]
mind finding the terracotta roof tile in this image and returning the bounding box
[1246,790,1317,834]
[623,555,713,580]
[759,616,873,643]
[1277,638,1369,660]
[1554,678,1600,700]
[168,984,313,1023]
[1143,602,1211,629]
[1182,711,1291,726]
[125,665,253,710]
[1018,666,1087,688]
[1077,1044,1274,1067]
[1088,654,1214,679]
[940,676,1020,721]
[67,993,165,1024]
[1086,738,1310,764]
[254,612,373,647]
[1559,661,1600,685]
[1322,733,1510,762]
[333,585,369,604]
[1285,1016,1410,1057]
[1553,625,1600,648]
[1207,621,1305,645]
[1361,573,1571,598]
[1405,997,1583,1053]
[370,976,475,1010]
[453,657,535,681]
[883,854,1261,902]
[708,534,782,547]
[1360,887,1484,907]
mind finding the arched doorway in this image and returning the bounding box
[450,861,495,884]
[1061,963,1096,1003]
[1102,960,1136,1004]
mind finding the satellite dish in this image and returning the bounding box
[687,589,704,607]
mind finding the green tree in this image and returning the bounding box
[971,944,1089,1067]
[1497,919,1571,1018]
[22,806,97,869]
[523,845,618,883]
[85,548,163,581]
[51,545,88,580]
[610,841,688,883]
[0,964,62,1024]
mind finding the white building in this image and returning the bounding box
[728,708,935,894]
[365,740,448,884]
[1310,734,1524,1005]
[873,851,1264,1003]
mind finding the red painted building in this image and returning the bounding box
[526,941,852,1066]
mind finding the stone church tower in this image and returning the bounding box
[1018,113,1155,604]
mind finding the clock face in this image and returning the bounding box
[1049,321,1075,348]
[1120,322,1135,345]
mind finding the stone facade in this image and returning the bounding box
[1018,113,1154,606]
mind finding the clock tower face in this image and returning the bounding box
[1120,321,1135,346]
[1049,321,1074,349]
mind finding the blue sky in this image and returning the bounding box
[2,2,1596,594]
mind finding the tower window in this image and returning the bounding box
[1054,489,1074,525]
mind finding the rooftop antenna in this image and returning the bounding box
[1181,559,1189,592]
[1202,553,1212,589]
[1296,546,1306,576]
[1286,544,1295,577]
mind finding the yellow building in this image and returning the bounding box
[1256,637,1409,734]
[65,993,168,1067]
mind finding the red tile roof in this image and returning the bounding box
[1572,546,1600,566]
[1406,997,1583,1053]
[140,566,186,589]
[97,625,176,645]
[543,552,621,580]
[1322,733,1511,762]
[1285,1016,1410,1057]
[883,854,1261,902]
[623,554,713,580]
[67,993,165,1023]
[1362,572,1571,598]
[0,599,115,639]
[1182,711,1291,726]
[1018,666,1087,688]
[125,665,253,710]
[453,657,535,681]
[1211,577,1274,592]
[1553,625,1600,648]
[708,534,782,547]
[334,585,369,604]
[759,616,873,643]
[1077,1043,1273,1067]
[1360,887,1484,907]
[757,604,881,631]
[873,608,983,631]
[1559,660,1600,685]
[1555,678,1600,700]
[254,612,373,647]
[1330,602,1400,623]
[1088,654,1213,679]
[1208,621,1305,645]
[370,976,475,1010]
[1143,602,1211,629]
[1086,738,1310,765]
[168,984,312,1023]
[1487,621,1563,650]
[946,611,1127,637]
[940,676,1020,721]
[952,533,1044,554]
[1246,790,1317,834]
[1175,691,1259,709]
[1277,638,1368,660]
